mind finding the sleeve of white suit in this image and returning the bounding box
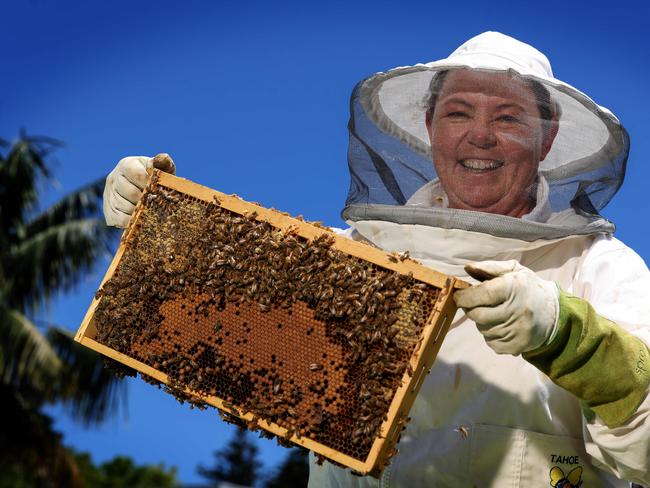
[573,236,650,485]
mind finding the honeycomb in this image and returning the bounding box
[84,170,455,473]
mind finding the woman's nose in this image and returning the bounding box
[466,118,497,148]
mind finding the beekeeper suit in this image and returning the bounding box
[309,32,650,487]
[103,32,650,487]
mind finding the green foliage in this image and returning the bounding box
[263,448,309,488]
[197,428,262,486]
[0,388,85,488]
[0,132,124,485]
[47,327,125,425]
[0,133,115,315]
[73,451,178,488]
[0,444,178,488]
[197,430,310,488]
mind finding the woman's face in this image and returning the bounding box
[426,69,556,217]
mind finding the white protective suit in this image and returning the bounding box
[309,32,650,487]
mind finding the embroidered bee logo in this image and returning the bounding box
[550,465,583,488]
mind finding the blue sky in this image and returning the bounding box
[2,0,649,484]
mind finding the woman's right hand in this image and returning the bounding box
[103,153,176,228]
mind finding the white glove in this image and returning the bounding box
[103,153,176,228]
[453,260,559,355]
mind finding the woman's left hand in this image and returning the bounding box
[454,260,559,355]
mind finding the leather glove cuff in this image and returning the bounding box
[523,289,650,428]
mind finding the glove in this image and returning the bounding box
[103,153,176,228]
[453,260,559,355]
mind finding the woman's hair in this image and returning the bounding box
[424,69,558,129]
[424,70,450,124]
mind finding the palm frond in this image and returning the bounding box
[47,327,126,425]
[4,218,115,312]
[20,177,109,240]
[0,130,128,479]
[0,386,84,488]
[0,305,62,393]
[0,133,63,237]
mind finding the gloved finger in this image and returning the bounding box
[116,175,144,205]
[484,335,524,355]
[482,318,543,356]
[464,260,521,282]
[120,156,151,190]
[477,320,516,344]
[111,192,136,215]
[151,153,176,174]
[464,302,511,328]
[104,195,134,228]
[453,275,511,309]
[106,208,132,228]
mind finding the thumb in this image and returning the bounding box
[464,260,522,282]
[149,153,176,175]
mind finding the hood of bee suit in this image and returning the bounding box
[341,31,629,250]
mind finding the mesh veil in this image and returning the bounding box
[342,38,629,242]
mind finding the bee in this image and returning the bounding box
[455,426,470,439]
[398,251,410,261]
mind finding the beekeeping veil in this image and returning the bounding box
[342,32,628,247]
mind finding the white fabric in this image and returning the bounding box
[454,260,559,355]
[432,31,554,78]
[103,154,176,228]
[308,225,650,487]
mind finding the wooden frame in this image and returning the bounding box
[75,171,467,475]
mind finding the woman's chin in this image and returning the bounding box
[450,193,504,212]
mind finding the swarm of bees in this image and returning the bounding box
[92,172,441,466]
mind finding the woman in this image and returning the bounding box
[104,32,650,486]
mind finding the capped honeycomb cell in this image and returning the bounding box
[75,170,463,476]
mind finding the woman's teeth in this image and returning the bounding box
[459,159,504,170]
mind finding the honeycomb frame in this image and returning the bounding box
[75,170,465,476]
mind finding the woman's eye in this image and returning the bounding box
[447,111,468,118]
[497,115,519,123]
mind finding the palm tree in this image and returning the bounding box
[0,131,125,487]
